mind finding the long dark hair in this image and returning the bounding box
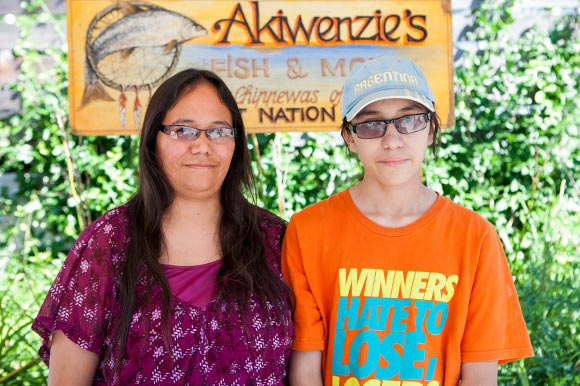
[112,69,292,368]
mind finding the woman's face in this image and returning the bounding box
[156,82,236,202]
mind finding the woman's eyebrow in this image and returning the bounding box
[168,118,195,125]
[166,119,232,126]
[212,120,233,127]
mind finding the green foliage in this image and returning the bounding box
[0,0,138,383]
[0,0,579,384]
[249,132,361,216]
[426,3,580,384]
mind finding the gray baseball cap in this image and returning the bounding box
[341,55,435,121]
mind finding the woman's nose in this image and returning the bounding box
[189,132,212,154]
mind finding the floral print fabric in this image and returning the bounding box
[32,206,293,385]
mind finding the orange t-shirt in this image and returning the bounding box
[282,190,533,386]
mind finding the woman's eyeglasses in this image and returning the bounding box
[349,112,432,139]
[159,125,237,142]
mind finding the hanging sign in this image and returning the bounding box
[68,0,454,135]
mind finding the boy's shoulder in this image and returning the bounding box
[439,195,496,233]
[290,190,348,225]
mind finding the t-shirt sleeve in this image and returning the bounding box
[460,227,534,364]
[281,217,325,351]
[31,217,119,365]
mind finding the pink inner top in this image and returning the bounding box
[162,260,222,308]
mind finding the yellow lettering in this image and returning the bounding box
[441,274,458,302]
[410,271,429,299]
[339,268,375,297]
[425,272,447,301]
[391,270,415,298]
[354,84,360,95]
[345,378,361,386]
[383,71,392,81]
[363,380,381,386]
[364,269,376,296]
[374,73,383,84]
[371,269,394,297]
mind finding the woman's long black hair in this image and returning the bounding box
[111,69,292,369]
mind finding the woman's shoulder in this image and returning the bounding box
[90,204,130,229]
[74,204,131,257]
[32,205,130,364]
[255,207,286,263]
[256,206,286,233]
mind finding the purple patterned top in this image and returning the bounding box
[32,205,293,385]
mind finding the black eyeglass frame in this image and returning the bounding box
[159,125,237,141]
[348,112,432,139]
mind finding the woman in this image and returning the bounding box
[33,69,293,385]
[282,56,533,385]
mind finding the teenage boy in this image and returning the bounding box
[282,55,533,386]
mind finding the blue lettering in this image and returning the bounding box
[399,332,426,379]
[377,298,395,331]
[414,300,434,332]
[425,357,438,380]
[332,329,349,375]
[426,302,448,335]
[356,297,379,330]
[375,332,404,380]
[390,299,411,331]
[337,297,360,329]
[348,330,381,378]
[377,298,411,331]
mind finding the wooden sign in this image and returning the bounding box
[68,0,454,135]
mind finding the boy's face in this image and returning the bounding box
[344,98,433,189]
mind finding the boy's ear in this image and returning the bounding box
[341,126,357,153]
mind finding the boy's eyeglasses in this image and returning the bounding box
[159,125,237,142]
[348,112,432,139]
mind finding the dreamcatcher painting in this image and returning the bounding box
[77,1,206,132]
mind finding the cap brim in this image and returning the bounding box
[345,89,435,121]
